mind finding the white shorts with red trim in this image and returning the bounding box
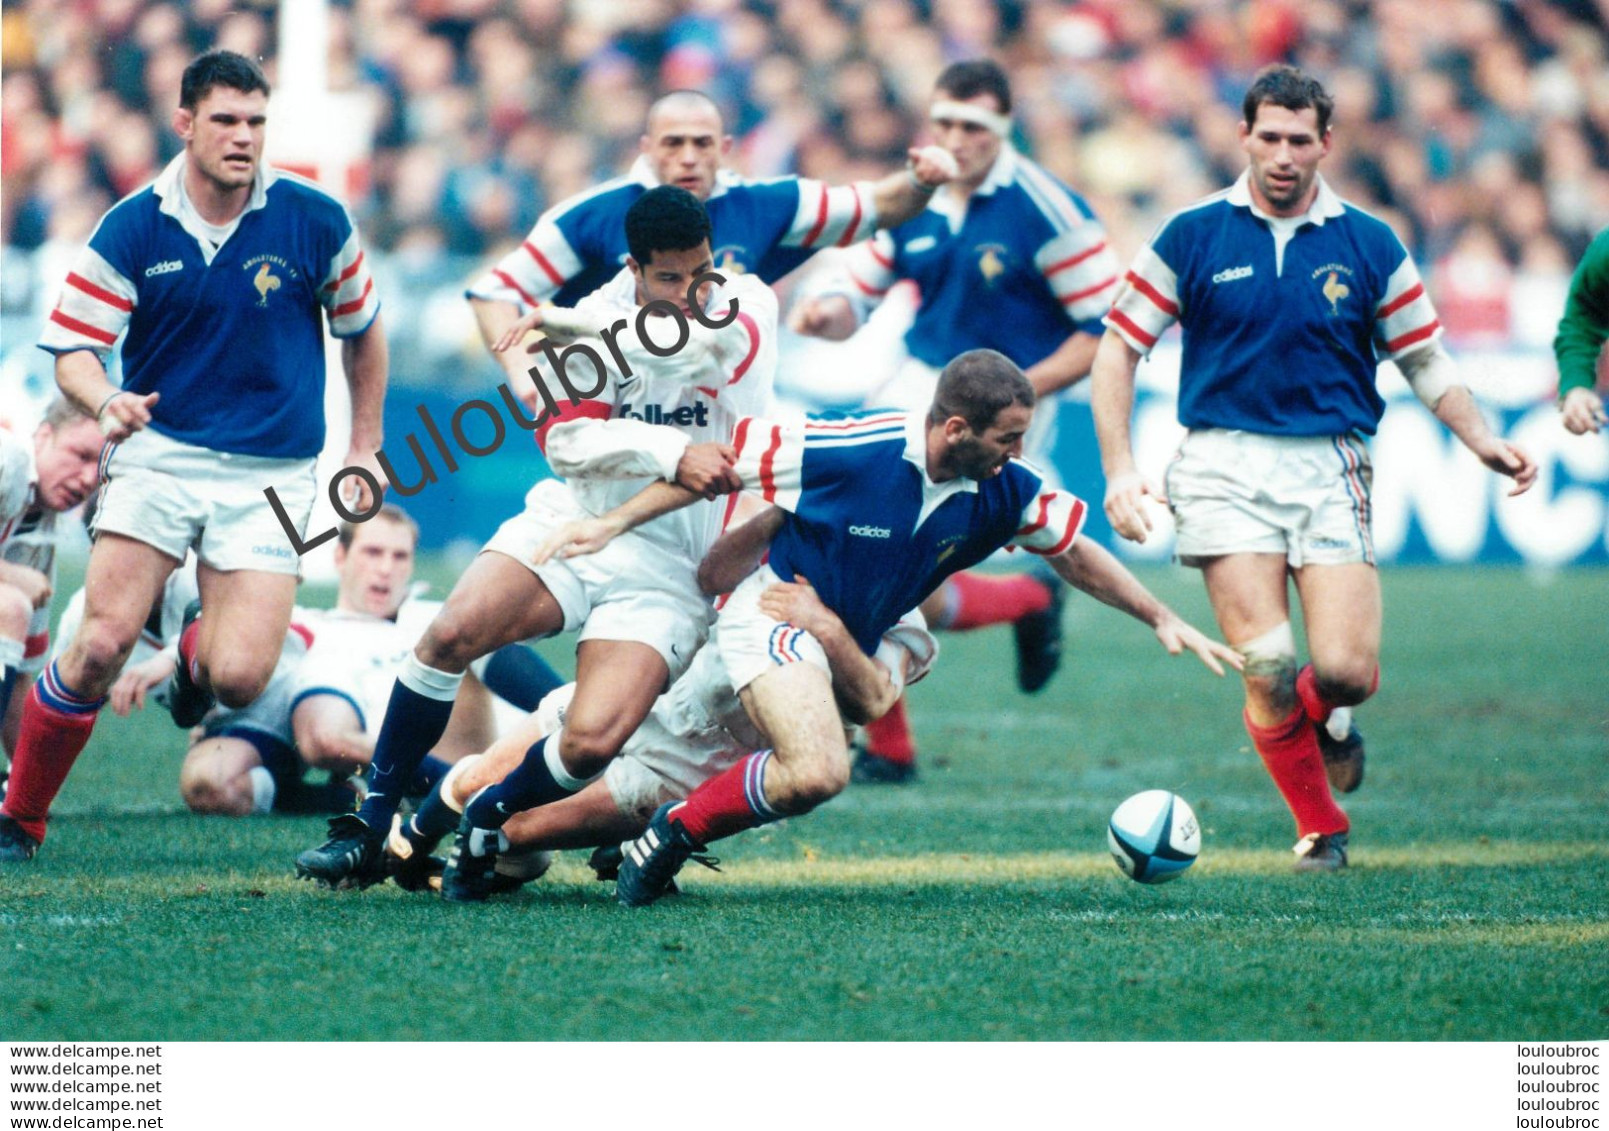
[482,479,709,682]
[1163,428,1375,568]
[713,563,832,695]
[94,429,315,575]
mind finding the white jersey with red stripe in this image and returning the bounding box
[0,429,61,672]
[538,268,779,570]
[1104,172,1440,437]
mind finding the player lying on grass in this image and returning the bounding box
[388,562,936,900]
[530,348,1243,906]
[295,186,778,888]
[1,400,103,786]
[77,506,562,817]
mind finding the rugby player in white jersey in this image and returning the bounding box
[296,186,777,889]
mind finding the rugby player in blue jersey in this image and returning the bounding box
[789,59,1129,780]
[1,51,388,863]
[529,348,1240,906]
[467,89,957,416]
[1091,66,1537,871]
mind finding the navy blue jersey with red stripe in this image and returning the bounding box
[38,158,379,459]
[1106,174,1441,437]
[468,160,874,312]
[730,410,1086,654]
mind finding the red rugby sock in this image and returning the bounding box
[1245,706,1348,838]
[940,571,1051,631]
[2,682,101,843]
[863,696,915,765]
[672,751,779,845]
[1296,663,1381,725]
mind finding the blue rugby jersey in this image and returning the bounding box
[832,147,1121,371]
[467,157,874,310]
[1105,173,1442,437]
[38,156,380,459]
[728,409,1086,654]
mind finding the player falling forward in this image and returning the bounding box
[295,186,777,888]
[1,402,103,776]
[391,576,935,900]
[790,59,1127,781]
[535,348,1240,907]
[0,51,387,863]
[1091,65,1537,870]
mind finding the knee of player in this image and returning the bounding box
[1310,661,1377,707]
[71,616,142,680]
[1237,622,1298,708]
[0,584,31,639]
[774,754,850,814]
[417,615,483,670]
[179,764,252,816]
[556,723,627,780]
[209,663,273,710]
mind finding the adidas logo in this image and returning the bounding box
[145,260,184,277]
[848,524,892,538]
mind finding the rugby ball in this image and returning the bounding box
[1107,790,1200,884]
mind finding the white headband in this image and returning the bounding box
[930,99,1012,137]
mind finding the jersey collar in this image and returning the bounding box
[152,154,275,256]
[931,146,1018,229]
[901,411,979,527]
[1226,170,1345,226]
[626,155,735,202]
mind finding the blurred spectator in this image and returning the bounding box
[3,0,1606,389]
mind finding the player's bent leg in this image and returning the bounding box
[1201,554,1348,868]
[179,737,266,816]
[615,662,849,907]
[1,535,175,858]
[1292,562,1380,796]
[296,553,565,889]
[193,567,297,708]
[445,642,663,902]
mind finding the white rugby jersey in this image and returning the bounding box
[0,429,61,671]
[538,269,779,569]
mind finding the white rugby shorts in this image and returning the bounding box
[714,563,832,694]
[482,479,709,681]
[94,428,315,575]
[1164,428,1375,568]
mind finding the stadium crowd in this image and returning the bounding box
[4,0,1608,368]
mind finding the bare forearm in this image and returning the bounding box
[1090,330,1142,478]
[342,317,388,450]
[1432,385,1498,452]
[869,171,931,229]
[1047,539,1165,630]
[55,350,117,416]
[470,297,534,380]
[815,618,897,725]
[612,480,701,536]
[698,505,782,596]
[1025,332,1100,398]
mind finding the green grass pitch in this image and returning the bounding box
[1,563,1604,1041]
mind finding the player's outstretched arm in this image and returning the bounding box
[867,146,957,229]
[1046,539,1241,677]
[531,480,701,564]
[1089,329,1166,542]
[757,575,900,724]
[699,505,784,596]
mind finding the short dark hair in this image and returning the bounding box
[1242,64,1333,136]
[625,185,712,267]
[338,504,419,551]
[930,350,1034,431]
[935,60,1012,115]
[180,50,270,110]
